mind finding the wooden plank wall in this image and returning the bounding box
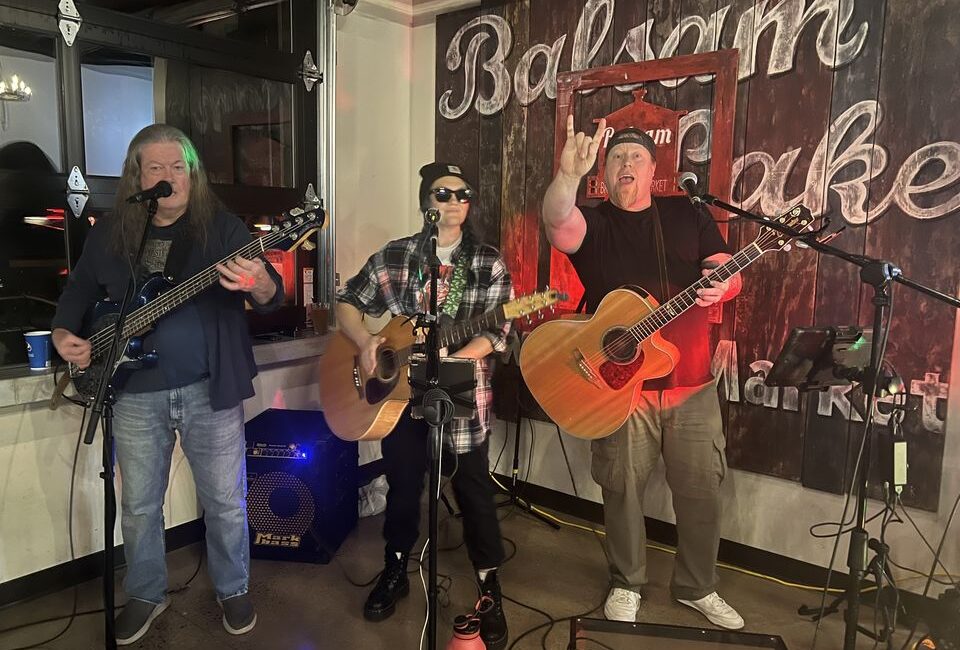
[434,0,959,511]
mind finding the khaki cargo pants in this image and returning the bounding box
[591,379,727,601]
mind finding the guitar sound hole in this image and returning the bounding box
[602,328,640,364]
[376,348,399,381]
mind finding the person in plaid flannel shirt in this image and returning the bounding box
[335,162,513,649]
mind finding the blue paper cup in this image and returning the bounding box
[24,330,52,370]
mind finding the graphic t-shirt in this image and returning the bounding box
[123,216,209,393]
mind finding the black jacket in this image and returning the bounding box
[52,209,284,410]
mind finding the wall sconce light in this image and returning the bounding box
[0,75,32,101]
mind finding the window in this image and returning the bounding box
[81,46,155,176]
[0,0,324,369]
[0,29,64,366]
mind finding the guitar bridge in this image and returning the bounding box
[351,356,364,399]
[574,348,604,389]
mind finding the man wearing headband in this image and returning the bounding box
[541,116,744,630]
[336,162,513,649]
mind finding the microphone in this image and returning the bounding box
[126,180,173,204]
[677,172,702,203]
[424,208,441,224]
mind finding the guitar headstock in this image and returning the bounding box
[502,288,568,321]
[273,207,326,251]
[755,205,814,253]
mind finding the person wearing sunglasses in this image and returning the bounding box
[335,162,513,650]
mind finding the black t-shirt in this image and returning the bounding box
[123,217,209,393]
[567,195,731,388]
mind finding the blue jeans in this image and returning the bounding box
[113,379,249,604]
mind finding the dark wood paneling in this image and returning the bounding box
[860,0,960,511]
[723,0,837,481]
[474,2,506,248]
[496,0,528,289]
[435,6,483,182]
[801,0,887,496]
[526,0,584,292]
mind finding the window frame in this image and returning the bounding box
[0,0,326,367]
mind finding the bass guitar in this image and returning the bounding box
[68,207,324,399]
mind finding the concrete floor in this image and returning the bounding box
[0,501,901,650]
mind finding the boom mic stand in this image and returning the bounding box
[694,190,960,649]
[82,197,159,650]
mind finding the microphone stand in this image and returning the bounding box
[83,198,159,650]
[697,192,960,649]
[419,219,453,650]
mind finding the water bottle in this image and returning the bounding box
[445,614,485,650]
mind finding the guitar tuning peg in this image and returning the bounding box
[782,243,792,252]
[302,240,316,251]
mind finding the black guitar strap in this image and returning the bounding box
[161,213,194,283]
[649,197,671,302]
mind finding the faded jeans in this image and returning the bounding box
[113,379,249,604]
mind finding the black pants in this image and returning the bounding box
[380,409,505,570]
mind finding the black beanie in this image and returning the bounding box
[418,162,474,207]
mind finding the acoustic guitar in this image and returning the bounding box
[319,290,563,441]
[520,206,813,439]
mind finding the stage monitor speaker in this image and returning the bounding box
[244,409,358,564]
[569,618,788,649]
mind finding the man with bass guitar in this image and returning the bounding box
[335,162,512,650]
[540,115,745,630]
[52,124,283,645]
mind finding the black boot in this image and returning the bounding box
[478,570,508,650]
[364,552,410,622]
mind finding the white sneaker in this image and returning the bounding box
[603,587,641,622]
[677,592,744,630]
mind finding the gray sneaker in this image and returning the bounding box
[220,594,257,635]
[115,598,169,646]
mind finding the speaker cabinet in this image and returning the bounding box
[244,409,358,563]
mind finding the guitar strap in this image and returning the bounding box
[161,213,194,283]
[649,197,672,302]
[440,252,470,319]
[580,199,671,313]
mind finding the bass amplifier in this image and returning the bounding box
[244,409,358,563]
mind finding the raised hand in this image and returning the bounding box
[558,114,607,180]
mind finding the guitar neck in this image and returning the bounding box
[90,231,282,359]
[392,304,507,366]
[633,242,764,339]
[438,305,505,348]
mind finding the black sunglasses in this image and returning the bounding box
[431,187,474,203]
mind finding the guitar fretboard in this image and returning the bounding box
[438,306,506,348]
[631,243,764,341]
[392,305,508,366]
